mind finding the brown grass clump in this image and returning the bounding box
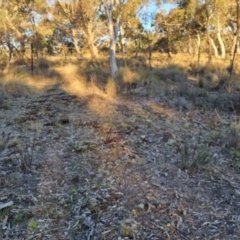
[115,67,139,93]
[116,67,139,84]
[3,81,32,97]
[105,78,118,97]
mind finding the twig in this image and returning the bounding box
[214,109,223,125]
[230,101,237,123]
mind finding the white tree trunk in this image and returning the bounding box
[72,29,81,55]
[209,37,219,58]
[217,32,226,59]
[104,0,120,78]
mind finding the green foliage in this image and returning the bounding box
[120,222,132,238]
[28,219,39,230]
[230,150,240,169]
[12,211,34,224]
[193,88,208,97]
[179,140,211,170]
[206,132,224,145]
[0,207,11,218]
[139,67,153,83]
[191,147,211,168]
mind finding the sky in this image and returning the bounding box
[140,2,177,30]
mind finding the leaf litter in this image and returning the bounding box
[0,86,240,239]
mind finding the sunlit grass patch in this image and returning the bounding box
[116,66,139,85]
[106,77,118,97]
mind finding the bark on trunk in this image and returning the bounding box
[206,21,212,62]
[72,29,82,56]
[110,42,118,78]
[104,0,120,78]
[229,35,238,75]
[217,32,225,59]
[196,33,201,81]
[86,25,99,63]
[229,0,240,76]
[119,24,126,54]
[209,37,219,58]
[3,42,13,73]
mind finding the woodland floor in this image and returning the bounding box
[1,68,240,240]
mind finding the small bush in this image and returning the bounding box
[179,84,207,101]
[13,58,27,66]
[37,58,50,69]
[173,96,192,110]
[197,77,206,88]
[12,65,29,77]
[179,141,211,170]
[193,88,208,97]
[153,65,187,82]
[139,68,153,85]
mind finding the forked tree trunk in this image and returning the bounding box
[209,37,219,58]
[217,32,225,59]
[85,24,99,64]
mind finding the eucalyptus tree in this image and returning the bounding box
[154,7,186,56]
[0,0,47,71]
[102,0,150,77]
[53,0,104,62]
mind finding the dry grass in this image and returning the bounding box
[116,66,139,84]
[105,78,118,97]
[1,53,240,101]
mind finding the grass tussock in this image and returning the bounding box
[116,67,139,84]
[228,122,240,150]
[3,81,32,97]
[105,78,118,97]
